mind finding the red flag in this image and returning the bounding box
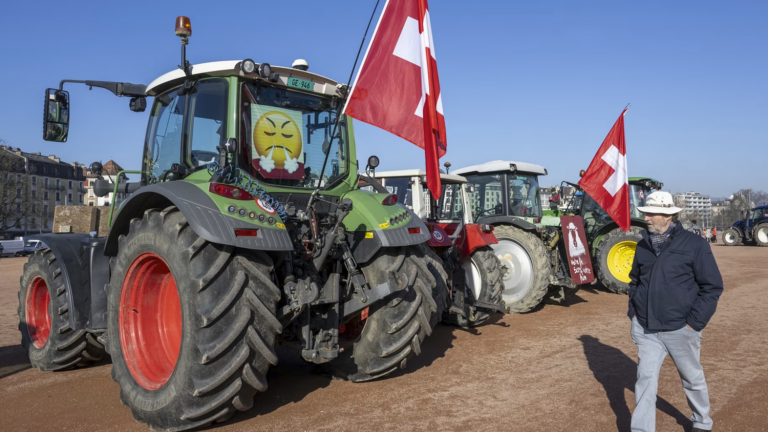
[578,109,630,232]
[344,0,446,198]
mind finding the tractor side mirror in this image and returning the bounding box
[43,89,70,142]
[467,184,476,193]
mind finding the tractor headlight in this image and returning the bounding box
[242,59,256,74]
[258,63,272,79]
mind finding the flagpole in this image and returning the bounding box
[315,0,382,191]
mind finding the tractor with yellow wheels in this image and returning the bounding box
[565,176,663,294]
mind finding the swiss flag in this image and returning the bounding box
[578,109,630,232]
[344,0,446,198]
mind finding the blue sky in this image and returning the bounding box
[0,0,765,197]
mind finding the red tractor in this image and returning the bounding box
[361,167,504,326]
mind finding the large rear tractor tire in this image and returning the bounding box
[18,250,104,371]
[107,206,281,431]
[491,226,551,314]
[722,228,742,246]
[754,224,768,247]
[596,227,643,295]
[349,246,439,382]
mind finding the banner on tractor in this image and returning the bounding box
[560,215,595,285]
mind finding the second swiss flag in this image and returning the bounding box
[578,109,630,232]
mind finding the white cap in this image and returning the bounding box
[637,191,682,215]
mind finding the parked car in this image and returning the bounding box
[22,240,49,256]
[0,240,25,257]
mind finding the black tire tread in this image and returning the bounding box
[107,206,280,431]
[722,228,742,246]
[350,247,438,382]
[18,250,103,372]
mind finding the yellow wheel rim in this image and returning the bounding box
[607,240,637,283]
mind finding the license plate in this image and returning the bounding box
[286,77,315,92]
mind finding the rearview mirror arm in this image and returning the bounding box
[58,80,147,97]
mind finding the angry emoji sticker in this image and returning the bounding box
[253,110,303,174]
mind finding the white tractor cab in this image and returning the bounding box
[453,160,577,313]
[360,169,505,326]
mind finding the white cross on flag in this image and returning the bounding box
[344,0,447,198]
[578,109,631,232]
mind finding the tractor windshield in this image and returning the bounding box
[754,208,767,222]
[240,82,349,189]
[508,174,541,217]
[629,184,648,218]
[464,174,504,221]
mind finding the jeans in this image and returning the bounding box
[630,317,713,432]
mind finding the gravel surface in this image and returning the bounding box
[1,244,766,432]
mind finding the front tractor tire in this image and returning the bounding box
[491,226,551,314]
[349,246,440,383]
[596,227,643,295]
[107,206,281,431]
[722,228,742,246]
[18,250,104,371]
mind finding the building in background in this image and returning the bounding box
[83,160,128,207]
[674,191,712,226]
[0,145,86,238]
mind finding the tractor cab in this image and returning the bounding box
[452,160,546,227]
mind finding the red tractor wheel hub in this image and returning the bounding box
[119,253,182,390]
[26,277,51,348]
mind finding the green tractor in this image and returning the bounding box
[452,160,577,313]
[562,176,663,294]
[20,17,443,431]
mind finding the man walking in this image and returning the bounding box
[712,227,717,243]
[628,191,724,432]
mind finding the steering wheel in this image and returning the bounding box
[474,207,498,222]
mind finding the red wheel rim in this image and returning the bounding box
[26,277,51,348]
[119,253,182,390]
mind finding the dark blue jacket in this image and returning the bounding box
[627,221,723,331]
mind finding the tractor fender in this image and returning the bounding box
[460,224,498,259]
[477,215,538,232]
[28,233,92,332]
[341,190,431,264]
[104,182,293,256]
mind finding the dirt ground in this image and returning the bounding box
[1,244,766,432]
